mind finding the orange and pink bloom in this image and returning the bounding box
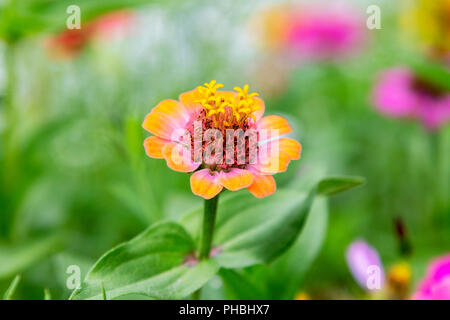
[142,81,301,199]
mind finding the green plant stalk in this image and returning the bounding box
[1,42,18,238]
[198,195,220,260]
[44,288,52,300]
[191,194,220,300]
[3,275,21,300]
[3,42,17,151]
[428,131,446,215]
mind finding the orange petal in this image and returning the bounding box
[190,169,223,199]
[142,99,190,140]
[143,136,168,159]
[247,173,276,198]
[162,142,200,173]
[257,115,292,137]
[253,97,265,122]
[179,89,203,113]
[279,138,302,160]
[218,168,254,191]
[151,99,190,121]
[255,144,291,174]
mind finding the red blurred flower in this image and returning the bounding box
[45,10,134,59]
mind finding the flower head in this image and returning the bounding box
[256,4,365,62]
[45,10,133,59]
[412,253,450,300]
[372,67,450,131]
[346,240,385,291]
[45,28,89,59]
[143,81,301,199]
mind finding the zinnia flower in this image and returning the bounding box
[142,80,301,199]
[45,10,133,59]
[372,67,450,131]
[256,4,365,61]
[412,254,450,300]
[346,240,385,291]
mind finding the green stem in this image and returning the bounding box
[428,131,446,217]
[198,195,219,260]
[191,194,220,300]
[3,42,18,139]
[1,42,18,238]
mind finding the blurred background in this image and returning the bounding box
[0,0,449,299]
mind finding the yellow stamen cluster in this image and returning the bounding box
[233,84,260,124]
[196,80,260,127]
[388,262,411,287]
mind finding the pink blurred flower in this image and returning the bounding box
[346,240,385,291]
[412,254,450,300]
[255,3,366,62]
[45,10,134,59]
[285,6,365,61]
[372,67,450,131]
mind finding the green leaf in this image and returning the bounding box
[317,176,365,196]
[0,234,62,278]
[219,198,328,299]
[180,175,363,270]
[408,56,450,91]
[70,222,219,300]
[265,198,328,299]
[219,269,267,300]
[101,282,107,300]
[0,0,175,42]
[3,275,21,300]
[181,189,316,269]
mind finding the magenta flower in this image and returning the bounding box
[412,254,450,300]
[372,67,450,131]
[285,5,365,61]
[346,240,385,291]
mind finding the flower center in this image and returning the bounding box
[195,80,261,129]
[184,81,262,171]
